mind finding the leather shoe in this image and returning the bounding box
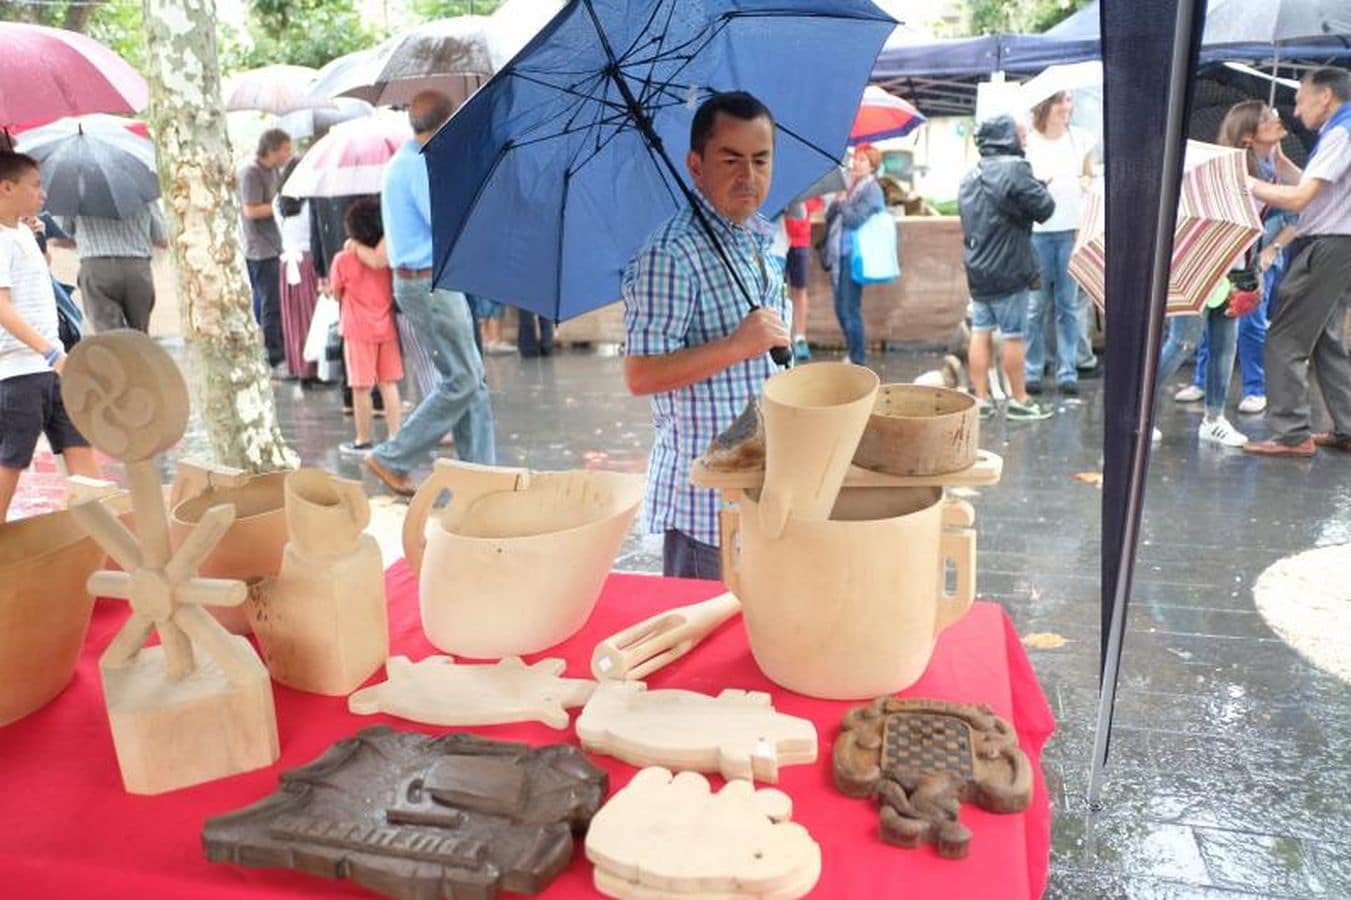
[1313,432,1351,452]
[1243,437,1316,458]
[364,453,416,497]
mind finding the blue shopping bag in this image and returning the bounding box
[850,210,899,284]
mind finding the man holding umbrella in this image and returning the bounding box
[1245,67,1351,457]
[56,203,167,333]
[623,92,791,579]
[363,91,496,497]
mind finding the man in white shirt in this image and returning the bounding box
[1246,68,1351,457]
[0,152,102,520]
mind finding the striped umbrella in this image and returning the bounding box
[280,113,412,199]
[849,85,926,144]
[1070,140,1261,315]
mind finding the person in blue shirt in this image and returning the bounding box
[364,91,496,496]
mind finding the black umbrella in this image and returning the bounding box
[17,120,159,219]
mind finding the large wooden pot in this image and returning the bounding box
[0,499,121,725]
[404,460,645,658]
[723,485,976,700]
[170,470,289,634]
[853,384,978,476]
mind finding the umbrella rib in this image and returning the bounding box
[507,70,630,114]
[616,0,677,64]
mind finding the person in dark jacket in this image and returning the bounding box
[958,115,1057,420]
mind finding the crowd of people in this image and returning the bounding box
[2,67,1347,544]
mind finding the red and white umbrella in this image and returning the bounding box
[224,65,332,116]
[1070,140,1262,316]
[849,85,925,145]
[280,114,413,198]
[0,23,147,129]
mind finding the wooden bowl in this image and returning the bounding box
[0,505,113,724]
[852,385,978,477]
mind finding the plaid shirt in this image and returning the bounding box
[623,193,787,547]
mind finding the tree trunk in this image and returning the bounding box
[63,1,101,33]
[141,0,295,472]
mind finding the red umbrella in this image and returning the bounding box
[0,23,148,130]
[850,85,926,144]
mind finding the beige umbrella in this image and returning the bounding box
[224,65,332,116]
[1070,140,1262,315]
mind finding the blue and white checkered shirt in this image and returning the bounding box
[623,193,788,547]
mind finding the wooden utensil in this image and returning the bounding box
[590,591,742,681]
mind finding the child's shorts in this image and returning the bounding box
[344,338,404,389]
[0,371,89,470]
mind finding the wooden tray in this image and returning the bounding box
[690,450,1003,491]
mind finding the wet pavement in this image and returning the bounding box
[24,339,1351,898]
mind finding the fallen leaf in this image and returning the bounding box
[1072,471,1104,488]
[1022,632,1070,650]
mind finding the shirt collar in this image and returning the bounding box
[689,189,772,247]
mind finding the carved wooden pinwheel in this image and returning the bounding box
[61,331,255,682]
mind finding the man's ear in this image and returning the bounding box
[686,148,702,183]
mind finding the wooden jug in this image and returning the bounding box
[723,486,976,699]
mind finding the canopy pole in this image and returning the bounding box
[1088,0,1202,809]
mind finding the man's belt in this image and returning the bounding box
[394,266,434,279]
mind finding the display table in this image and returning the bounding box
[0,562,1054,899]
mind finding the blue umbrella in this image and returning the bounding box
[425,0,896,329]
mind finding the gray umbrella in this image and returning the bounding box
[1203,0,1351,101]
[17,122,158,219]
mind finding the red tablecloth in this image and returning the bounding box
[0,563,1054,899]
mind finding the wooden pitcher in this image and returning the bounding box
[723,485,976,699]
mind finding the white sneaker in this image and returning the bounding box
[1198,416,1248,448]
[1237,394,1267,414]
[1174,384,1204,402]
[1152,427,1163,443]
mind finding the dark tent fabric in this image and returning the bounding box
[1093,0,1208,797]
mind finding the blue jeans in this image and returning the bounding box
[1026,231,1081,386]
[833,260,866,365]
[663,529,721,580]
[1158,310,1237,417]
[372,278,496,472]
[1193,292,1269,399]
[246,257,284,366]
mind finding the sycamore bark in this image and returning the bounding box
[141,0,295,472]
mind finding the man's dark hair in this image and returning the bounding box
[1304,67,1351,103]
[257,128,292,159]
[344,196,384,248]
[0,151,39,184]
[409,91,456,135]
[689,91,774,155]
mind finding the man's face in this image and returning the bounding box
[267,141,293,169]
[686,112,774,224]
[0,168,45,218]
[1294,83,1333,131]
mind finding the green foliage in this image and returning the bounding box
[224,0,383,73]
[966,0,1091,35]
[88,1,145,72]
[409,0,503,21]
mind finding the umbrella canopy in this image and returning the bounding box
[281,114,413,198]
[850,85,925,144]
[0,23,148,129]
[425,0,896,321]
[1019,60,1103,110]
[1070,140,1262,315]
[16,119,159,218]
[224,65,331,115]
[310,18,496,109]
[1203,0,1351,44]
[277,97,376,141]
